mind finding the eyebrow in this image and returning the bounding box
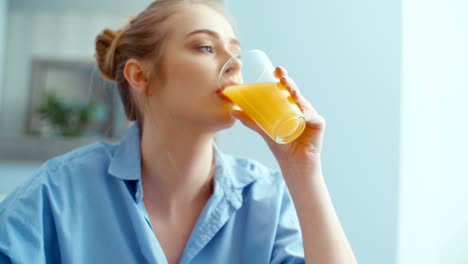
[185,29,240,47]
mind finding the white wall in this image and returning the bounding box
[0,0,7,113]
[398,0,468,263]
[219,1,401,263]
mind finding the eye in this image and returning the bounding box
[198,45,214,53]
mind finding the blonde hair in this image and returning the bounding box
[95,0,227,123]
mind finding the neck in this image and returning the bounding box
[140,120,216,214]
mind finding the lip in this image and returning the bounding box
[216,82,239,103]
[216,81,240,94]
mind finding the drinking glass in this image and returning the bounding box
[218,49,306,144]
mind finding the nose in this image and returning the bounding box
[218,55,243,88]
[223,55,242,75]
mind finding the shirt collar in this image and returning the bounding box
[213,143,262,190]
[108,122,142,181]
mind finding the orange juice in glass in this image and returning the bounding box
[219,50,305,144]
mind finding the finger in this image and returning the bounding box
[278,76,303,111]
[232,110,259,132]
[280,76,297,95]
[232,110,270,139]
[280,76,300,94]
[279,77,318,115]
[274,66,288,79]
[273,69,319,118]
[280,76,303,109]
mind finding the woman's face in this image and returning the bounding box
[147,4,241,131]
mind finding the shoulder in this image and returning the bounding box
[0,141,117,218]
[45,141,117,173]
[36,140,118,187]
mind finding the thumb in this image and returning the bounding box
[232,110,269,139]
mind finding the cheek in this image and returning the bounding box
[159,59,217,108]
[168,53,218,89]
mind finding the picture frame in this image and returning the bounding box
[25,58,124,139]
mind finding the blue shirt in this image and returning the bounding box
[0,124,304,263]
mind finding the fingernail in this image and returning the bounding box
[280,76,288,86]
[278,66,288,76]
[274,67,282,77]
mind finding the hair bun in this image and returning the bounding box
[95,29,120,81]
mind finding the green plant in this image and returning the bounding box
[36,90,97,137]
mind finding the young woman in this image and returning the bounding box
[0,0,356,263]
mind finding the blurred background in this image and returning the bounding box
[0,0,467,263]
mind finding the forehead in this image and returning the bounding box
[166,4,236,41]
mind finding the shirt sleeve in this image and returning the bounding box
[0,209,46,263]
[270,181,306,264]
[0,172,59,264]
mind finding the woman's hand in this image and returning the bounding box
[232,66,326,167]
[234,67,357,264]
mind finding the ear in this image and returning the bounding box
[123,58,150,95]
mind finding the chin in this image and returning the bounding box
[223,115,237,128]
[199,100,237,131]
[217,111,237,129]
[207,110,237,132]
